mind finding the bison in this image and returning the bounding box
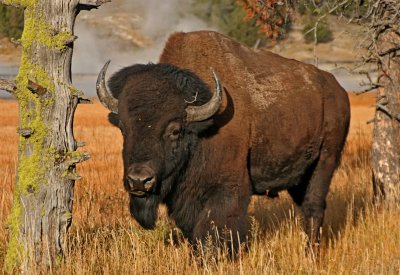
[96,31,350,251]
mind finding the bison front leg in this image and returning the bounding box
[191,193,250,256]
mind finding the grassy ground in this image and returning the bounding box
[1,93,399,274]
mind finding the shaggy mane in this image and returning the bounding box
[107,63,212,106]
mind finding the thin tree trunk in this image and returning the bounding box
[371,30,400,206]
[0,0,108,271]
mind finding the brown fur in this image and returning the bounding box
[107,31,350,252]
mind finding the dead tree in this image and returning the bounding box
[0,0,109,271]
[297,0,400,206]
[365,0,400,206]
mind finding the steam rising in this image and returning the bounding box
[72,0,216,95]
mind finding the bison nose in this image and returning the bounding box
[127,170,156,192]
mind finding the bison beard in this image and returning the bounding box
[129,195,160,229]
[96,31,350,255]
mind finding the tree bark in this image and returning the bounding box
[371,30,400,206]
[0,0,107,271]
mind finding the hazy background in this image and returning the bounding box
[73,0,215,71]
[0,0,371,97]
[0,0,217,97]
[72,0,217,95]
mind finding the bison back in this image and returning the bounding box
[160,31,349,193]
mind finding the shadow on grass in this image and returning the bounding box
[249,185,371,248]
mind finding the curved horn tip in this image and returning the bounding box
[96,60,111,90]
[96,60,119,113]
[210,67,222,97]
[185,67,223,122]
[210,67,221,92]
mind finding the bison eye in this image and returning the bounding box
[169,128,181,141]
[165,121,182,141]
[172,129,180,136]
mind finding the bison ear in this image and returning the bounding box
[187,119,214,134]
[108,112,120,127]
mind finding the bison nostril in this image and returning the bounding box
[127,173,156,192]
[143,177,155,191]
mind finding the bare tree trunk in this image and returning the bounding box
[371,29,400,206]
[0,0,108,271]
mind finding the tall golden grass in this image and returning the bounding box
[1,93,399,274]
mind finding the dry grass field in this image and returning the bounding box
[1,92,399,274]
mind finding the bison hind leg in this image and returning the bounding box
[288,149,340,247]
[287,157,320,205]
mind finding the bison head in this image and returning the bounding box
[96,61,222,228]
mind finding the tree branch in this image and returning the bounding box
[10,38,22,46]
[64,35,78,46]
[64,152,91,167]
[378,44,400,56]
[78,0,111,11]
[0,79,17,94]
[75,141,86,148]
[17,128,34,138]
[376,103,391,115]
[77,95,93,104]
[354,85,380,94]
[376,103,400,122]
[354,70,383,94]
[65,171,82,181]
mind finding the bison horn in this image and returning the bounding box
[185,67,222,122]
[96,60,119,114]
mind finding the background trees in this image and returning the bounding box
[193,0,266,46]
[363,0,400,205]
[0,3,23,39]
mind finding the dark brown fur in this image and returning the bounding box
[106,31,350,251]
